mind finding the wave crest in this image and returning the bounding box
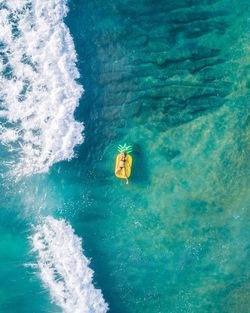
[0,0,84,176]
[32,217,109,313]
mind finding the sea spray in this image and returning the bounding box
[32,216,109,313]
[0,0,84,176]
[0,1,108,312]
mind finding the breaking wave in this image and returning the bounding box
[0,0,84,176]
[32,216,108,313]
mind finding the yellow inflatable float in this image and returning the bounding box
[115,154,133,179]
[115,144,133,179]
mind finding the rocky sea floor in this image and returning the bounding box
[0,0,249,312]
[64,0,250,312]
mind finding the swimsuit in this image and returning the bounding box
[119,156,126,168]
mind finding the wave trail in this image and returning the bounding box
[32,216,109,313]
[0,0,84,176]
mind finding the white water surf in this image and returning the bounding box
[0,0,84,176]
[0,1,108,312]
[32,216,109,313]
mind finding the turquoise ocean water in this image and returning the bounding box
[0,0,250,312]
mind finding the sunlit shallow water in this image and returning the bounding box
[0,0,250,312]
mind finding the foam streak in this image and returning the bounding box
[32,217,108,313]
[0,0,84,176]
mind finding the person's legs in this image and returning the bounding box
[122,167,129,184]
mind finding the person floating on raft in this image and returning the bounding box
[115,144,133,185]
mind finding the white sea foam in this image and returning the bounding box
[0,0,84,176]
[32,217,109,313]
[0,125,18,143]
